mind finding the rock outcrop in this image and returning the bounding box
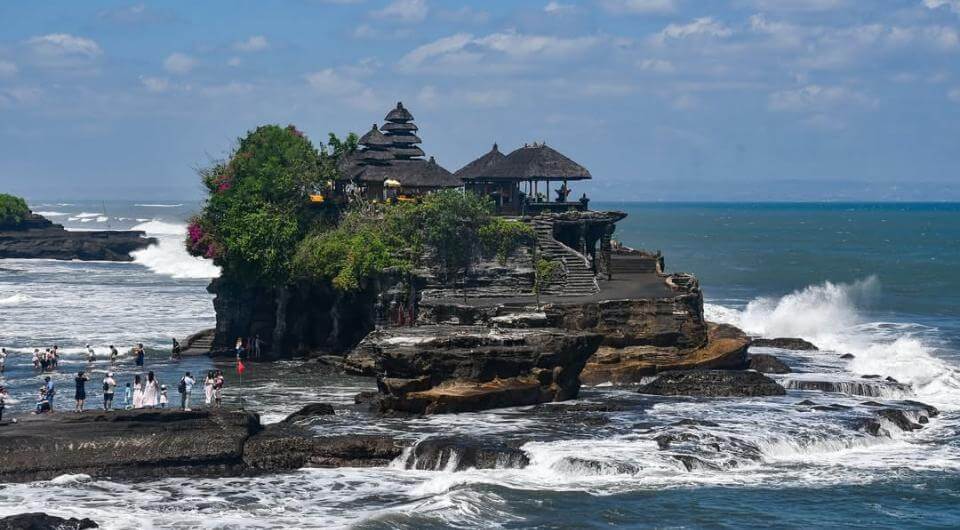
[752,337,818,351]
[580,323,751,385]
[0,513,99,530]
[346,325,602,414]
[0,213,154,261]
[639,370,787,397]
[748,353,792,374]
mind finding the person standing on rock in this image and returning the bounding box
[203,371,215,406]
[44,376,56,411]
[74,370,89,412]
[109,345,118,364]
[134,343,145,367]
[103,372,116,411]
[32,349,41,370]
[86,344,96,363]
[178,371,195,411]
[0,385,7,421]
[132,374,144,409]
[0,347,7,373]
[159,385,168,408]
[122,382,132,409]
[143,371,160,408]
[213,370,224,408]
[171,338,182,361]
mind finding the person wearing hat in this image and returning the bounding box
[74,370,89,412]
[103,371,117,411]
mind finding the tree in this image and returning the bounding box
[534,257,561,309]
[0,194,29,229]
[187,125,326,357]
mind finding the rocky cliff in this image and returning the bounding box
[0,213,155,261]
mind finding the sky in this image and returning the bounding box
[1,0,959,202]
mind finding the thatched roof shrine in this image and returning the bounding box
[476,143,592,182]
[454,143,506,180]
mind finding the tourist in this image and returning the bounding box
[171,338,182,360]
[52,345,59,369]
[74,370,89,412]
[32,349,40,370]
[86,344,96,363]
[143,371,160,408]
[178,371,195,411]
[109,344,118,364]
[35,386,50,414]
[0,347,7,373]
[213,370,224,408]
[134,343,145,367]
[44,376,55,411]
[159,385,168,408]
[103,372,117,411]
[203,370,215,406]
[252,334,264,360]
[132,375,144,409]
[234,338,245,360]
[0,385,6,421]
[122,383,132,409]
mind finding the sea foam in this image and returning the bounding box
[130,220,220,279]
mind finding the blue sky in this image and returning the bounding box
[1,0,959,201]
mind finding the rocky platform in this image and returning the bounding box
[0,214,154,261]
[345,325,603,414]
[639,369,787,397]
[0,408,402,484]
[580,323,751,385]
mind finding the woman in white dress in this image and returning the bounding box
[142,371,160,408]
[132,374,144,409]
[203,371,215,406]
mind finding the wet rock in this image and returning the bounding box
[0,513,99,529]
[354,391,379,405]
[672,418,720,428]
[878,409,923,431]
[308,434,406,468]
[781,379,910,398]
[243,426,405,470]
[402,437,529,471]
[0,409,258,483]
[654,432,700,450]
[552,457,639,476]
[857,418,886,437]
[748,354,792,374]
[840,353,855,360]
[796,399,818,406]
[639,370,786,398]
[672,454,722,472]
[752,337,818,351]
[352,325,603,414]
[901,400,939,418]
[861,401,884,407]
[0,213,155,261]
[863,374,882,379]
[885,376,899,384]
[280,403,335,424]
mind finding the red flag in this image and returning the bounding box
[237,359,245,375]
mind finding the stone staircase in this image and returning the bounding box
[531,218,599,297]
[611,254,660,274]
[181,328,215,355]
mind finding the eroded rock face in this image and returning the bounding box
[0,409,258,483]
[401,437,529,471]
[752,338,818,351]
[348,325,603,414]
[581,323,750,385]
[748,353,792,374]
[0,513,99,530]
[639,370,786,397]
[0,214,155,261]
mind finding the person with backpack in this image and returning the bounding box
[178,371,195,411]
[44,376,56,411]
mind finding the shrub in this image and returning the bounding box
[0,194,29,228]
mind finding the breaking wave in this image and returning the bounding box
[0,293,31,305]
[129,221,220,279]
[705,277,960,409]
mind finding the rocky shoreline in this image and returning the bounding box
[0,213,154,261]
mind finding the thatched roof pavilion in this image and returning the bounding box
[454,143,506,180]
[476,143,591,181]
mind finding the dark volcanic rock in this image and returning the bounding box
[349,325,602,414]
[280,403,336,424]
[0,213,154,261]
[0,409,257,483]
[402,437,529,471]
[748,353,792,374]
[0,513,98,530]
[840,353,856,360]
[780,378,910,398]
[552,457,639,476]
[243,425,404,470]
[639,370,786,397]
[751,337,818,351]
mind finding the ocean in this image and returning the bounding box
[0,201,958,529]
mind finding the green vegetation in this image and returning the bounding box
[533,257,561,309]
[0,193,30,229]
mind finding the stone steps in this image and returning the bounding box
[530,219,599,297]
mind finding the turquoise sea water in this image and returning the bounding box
[0,201,958,529]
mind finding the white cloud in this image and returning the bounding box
[305,67,382,110]
[768,84,876,112]
[0,87,43,108]
[163,52,197,74]
[372,0,429,23]
[417,85,440,107]
[672,94,698,110]
[924,0,960,14]
[201,82,255,97]
[600,0,676,14]
[233,35,269,52]
[639,58,675,73]
[227,57,242,67]
[655,18,733,43]
[26,34,102,59]
[399,32,602,73]
[463,89,513,107]
[949,87,960,102]
[743,0,849,11]
[0,61,17,77]
[545,2,575,14]
[140,76,171,93]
